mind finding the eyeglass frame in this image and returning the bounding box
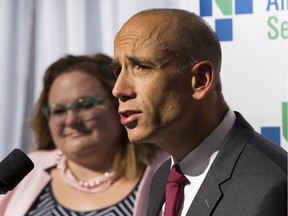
[41,96,106,125]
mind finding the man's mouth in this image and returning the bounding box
[119,110,142,125]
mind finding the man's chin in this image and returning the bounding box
[127,134,147,144]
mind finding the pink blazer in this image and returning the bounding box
[0,149,168,216]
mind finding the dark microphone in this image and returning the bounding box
[0,148,34,194]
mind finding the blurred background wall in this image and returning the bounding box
[0,0,287,159]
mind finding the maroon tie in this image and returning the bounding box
[164,164,189,216]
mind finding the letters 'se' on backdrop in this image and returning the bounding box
[197,0,287,150]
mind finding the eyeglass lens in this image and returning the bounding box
[46,97,103,125]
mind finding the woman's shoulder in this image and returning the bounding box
[28,149,57,168]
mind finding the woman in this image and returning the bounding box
[0,53,168,215]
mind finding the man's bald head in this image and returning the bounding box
[116,8,222,75]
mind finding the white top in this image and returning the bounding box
[161,109,236,216]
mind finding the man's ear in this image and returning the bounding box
[191,61,214,100]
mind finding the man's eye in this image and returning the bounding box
[111,64,122,78]
[113,69,121,77]
[135,64,150,71]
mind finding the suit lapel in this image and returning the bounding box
[147,159,171,215]
[186,112,254,215]
[186,171,222,215]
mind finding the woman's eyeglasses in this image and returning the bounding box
[42,96,106,125]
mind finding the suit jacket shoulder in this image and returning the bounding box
[188,112,287,216]
[147,112,287,216]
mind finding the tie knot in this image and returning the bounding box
[167,164,187,184]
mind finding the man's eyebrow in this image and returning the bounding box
[129,55,174,69]
[112,55,168,69]
[110,56,143,68]
[126,55,155,66]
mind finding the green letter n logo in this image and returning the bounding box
[200,0,253,41]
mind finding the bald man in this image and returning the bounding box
[112,8,287,216]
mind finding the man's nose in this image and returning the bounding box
[112,78,124,99]
[112,71,136,101]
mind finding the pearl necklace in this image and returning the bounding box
[55,150,113,193]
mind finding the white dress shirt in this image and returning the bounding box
[161,109,236,216]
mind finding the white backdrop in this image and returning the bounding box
[0,0,287,159]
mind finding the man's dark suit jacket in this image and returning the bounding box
[147,112,287,216]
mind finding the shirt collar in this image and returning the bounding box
[172,109,236,176]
